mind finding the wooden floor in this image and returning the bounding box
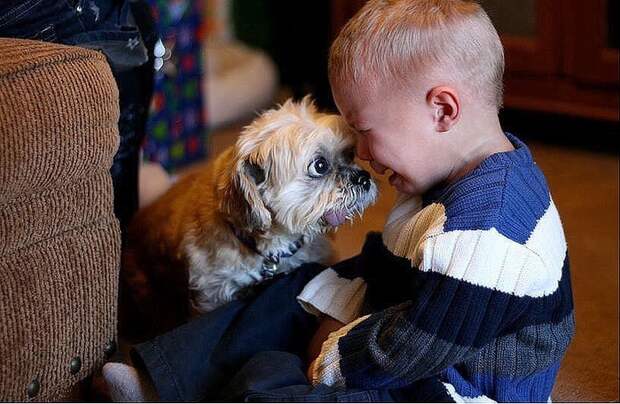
[201,121,619,402]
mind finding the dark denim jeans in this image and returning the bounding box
[131,263,325,401]
[0,0,157,233]
[219,351,396,402]
[219,351,451,402]
[130,263,450,402]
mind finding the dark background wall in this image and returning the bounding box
[232,0,334,110]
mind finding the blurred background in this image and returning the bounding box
[138,0,618,402]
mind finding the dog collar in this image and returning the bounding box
[227,222,305,278]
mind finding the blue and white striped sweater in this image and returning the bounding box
[301,133,575,402]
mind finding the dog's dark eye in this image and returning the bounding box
[308,157,330,178]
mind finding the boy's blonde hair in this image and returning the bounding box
[329,0,505,110]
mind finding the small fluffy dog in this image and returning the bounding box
[120,97,377,339]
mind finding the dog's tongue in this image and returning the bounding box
[324,209,348,226]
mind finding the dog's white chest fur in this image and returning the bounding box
[184,232,331,313]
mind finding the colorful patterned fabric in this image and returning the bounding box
[303,133,575,402]
[144,0,206,171]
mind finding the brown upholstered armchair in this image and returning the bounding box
[0,38,121,401]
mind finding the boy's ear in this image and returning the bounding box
[427,86,460,132]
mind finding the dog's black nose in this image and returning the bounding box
[351,169,372,191]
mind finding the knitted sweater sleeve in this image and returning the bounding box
[296,254,369,323]
[311,225,544,389]
[296,232,415,323]
[297,195,425,323]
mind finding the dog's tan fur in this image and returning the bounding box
[119,98,377,340]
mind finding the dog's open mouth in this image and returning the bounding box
[322,208,353,227]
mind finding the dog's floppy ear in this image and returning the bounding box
[219,155,272,233]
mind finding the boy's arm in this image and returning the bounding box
[307,316,346,366]
[296,254,368,324]
[297,232,415,324]
[309,232,560,389]
[310,281,527,389]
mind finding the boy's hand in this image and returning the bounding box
[306,315,345,381]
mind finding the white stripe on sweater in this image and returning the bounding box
[442,382,496,403]
[311,315,370,386]
[383,197,566,298]
[297,268,367,324]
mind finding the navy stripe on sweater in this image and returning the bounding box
[424,133,552,245]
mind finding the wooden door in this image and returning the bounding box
[480,0,562,76]
[563,0,619,85]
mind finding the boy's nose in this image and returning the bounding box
[355,136,371,161]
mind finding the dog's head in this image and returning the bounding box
[218,96,378,237]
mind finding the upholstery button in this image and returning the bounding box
[104,340,117,358]
[69,357,82,375]
[26,378,40,398]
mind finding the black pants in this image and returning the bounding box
[0,0,157,233]
[130,263,443,402]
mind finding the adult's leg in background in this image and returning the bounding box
[0,0,157,233]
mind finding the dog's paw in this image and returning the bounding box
[263,238,305,265]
